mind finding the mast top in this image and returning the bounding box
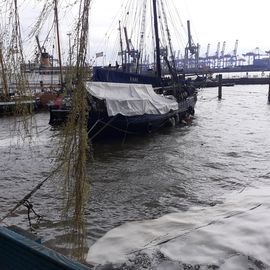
[152,0,161,80]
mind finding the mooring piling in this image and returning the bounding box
[268,75,270,103]
[218,74,222,100]
[268,86,270,103]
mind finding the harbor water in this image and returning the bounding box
[0,85,270,269]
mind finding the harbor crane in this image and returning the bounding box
[242,52,256,65]
[184,20,199,69]
[227,39,238,67]
[243,47,262,65]
[205,42,220,68]
[212,42,221,68]
[177,50,180,60]
[233,40,238,58]
[205,43,210,67]
[218,41,226,68]
[205,43,210,58]
[35,35,51,67]
[35,36,43,55]
[123,26,139,71]
[215,42,221,59]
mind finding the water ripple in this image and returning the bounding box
[0,86,270,267]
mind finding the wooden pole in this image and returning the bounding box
[218,74,222,99]
[54,0,64,88]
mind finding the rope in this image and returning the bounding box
[88,115,119,140]
[89,116,139,140]
[36,125,51,135]
[0,162,64,224]
[23,200,42,229]
[89,112,178,140]
[121,116,129,145]
[127,202,263,255]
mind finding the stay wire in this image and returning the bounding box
[165,0,186,50]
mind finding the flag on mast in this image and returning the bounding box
[96,52,104,58]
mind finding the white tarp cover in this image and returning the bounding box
[85,81,178,116]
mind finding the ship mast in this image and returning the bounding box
[54,0,64,88]
[152,0,161,79]
[0,42,9,98]
[118,21,124,68]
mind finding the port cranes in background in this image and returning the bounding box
[174,39,270,74]
[171,21,270,73]
[181,39,242,69]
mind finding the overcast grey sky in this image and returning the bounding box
[18,0,270,62]
[89,0,270,55]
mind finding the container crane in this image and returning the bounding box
[243,47,261,65]
[242,52,256,65]
[229,39,238,67]
[215,42,221,58]
[205,43,210,58]
[233,40,238,58]
[220,41,226,58]
[223,53,233,68]
[218,41,226,68]
[177,50,180,60]
[214,42,220,68]
[205,43,210,67]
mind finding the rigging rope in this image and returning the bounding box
[0,162,64,224]
[23,200,42,229]
[168,0,187,47]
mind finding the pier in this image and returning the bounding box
[180,65,270,76]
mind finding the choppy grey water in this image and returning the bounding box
[1,85,270,269]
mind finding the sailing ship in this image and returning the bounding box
[49,0,197,140]
[92,1,191,87]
